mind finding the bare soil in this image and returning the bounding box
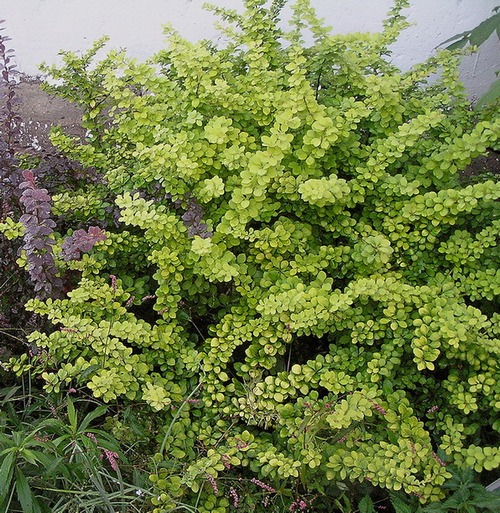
[11,79,84,149]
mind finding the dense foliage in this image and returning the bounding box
[2,0,499,511]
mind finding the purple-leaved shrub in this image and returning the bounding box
[61,226,107,261]
[19,170,62,297]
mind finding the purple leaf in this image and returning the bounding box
[61,226,107,261]
[17,172,61,298]
[30,225,55,237]
[30,188,51,202]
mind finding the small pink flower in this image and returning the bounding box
[49,403,58,418]
[370,400,387,415]
[86,432,98,444]
[60,327,78,333]
[103,448,120,471]
[229,487,239,508]
[234,438,249,449]
[205,474,219,495]
[250,478,275,493]
[431,452,446,467]
[221,454,232,469]
[289,498,310,511]
[34,434,50,443]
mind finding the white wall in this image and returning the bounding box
[2,0,499,99]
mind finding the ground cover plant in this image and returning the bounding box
[1,0,499,511]
[0,383,152,513]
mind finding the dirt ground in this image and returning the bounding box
[462,149,500,179]
[10,80,84,149]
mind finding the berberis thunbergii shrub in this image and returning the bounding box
[5,0,499,511]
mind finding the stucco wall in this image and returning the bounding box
[2,0,499,99]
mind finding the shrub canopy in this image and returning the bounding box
[6,0,499,511]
